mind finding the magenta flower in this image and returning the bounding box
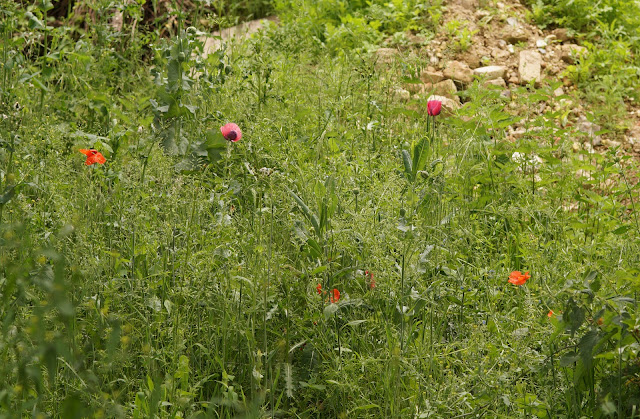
[221,123,242,142]
[427,100,442,116]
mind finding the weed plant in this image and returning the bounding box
[1,1,640,417]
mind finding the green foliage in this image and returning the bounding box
[525,0,640,108]
[274,0,441,52]
[2,0,640,417]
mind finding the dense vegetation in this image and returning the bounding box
[1,0,640,417]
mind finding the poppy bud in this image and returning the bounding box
[427,100,442,116]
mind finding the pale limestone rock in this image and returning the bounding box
[518,50,542,84]
[433,79,457,98]
[420,69,444,84]
[491,48,510,60]
[484,77,507,88]
[602,139,621,148]
[393,88,411,102]
[443,60,473,84]
[473,65,507,81]
[503,28,529,44]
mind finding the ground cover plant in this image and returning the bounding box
[1,0,640,417]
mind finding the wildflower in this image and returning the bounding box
[221,123,242,142]
[548,310,554,318]
[79,149,106,165]
[508,271,530,286]
[330,288,340,303]
[427,99,442,116]
[316,283,322,295]
[365,270,375,289]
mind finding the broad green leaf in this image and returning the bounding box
[402,149,413,181]
[0,185,16,205]
[324,303,339,319]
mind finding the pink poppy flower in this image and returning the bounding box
[427,100,442,116]
[221,123,242,142]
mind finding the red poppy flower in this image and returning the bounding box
[365,270,375,289]
[330,288,340,303]
[427,100,442,116]
[547,310,554,318]
[316,283,322,295]
[79,149,106,165]
[508,271,530,286]
[221,123,242,142]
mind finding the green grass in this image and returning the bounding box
[1,0,640,417]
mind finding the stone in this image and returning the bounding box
[458,50,481,69]
[575,115,603,146]
[553,86,565,97]
[427,95,461,114]
[491,48,510,60]
[512,152,543,173]
[551,28,571,42]
[111,10,124,32]
[443,60,473,84]
[473,65,507,81]
[602,139,621,148]
[393,88,411,101]
[417,80,458,99]
[518,50,542,84]
[420,69,445,84]
[433,79,458,98]
[536,39,547,48]
[502,22,529,44]
[575,116,601,137]
[561,44,587,63]
[484,77,507,88]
